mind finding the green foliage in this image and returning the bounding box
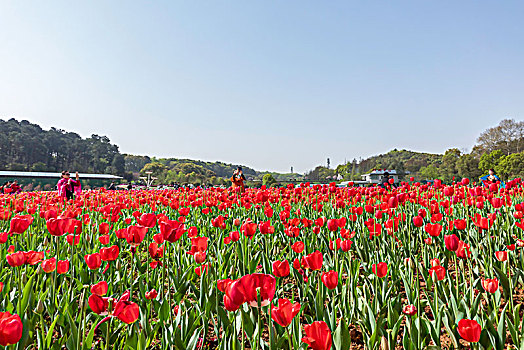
[0,118,121,174]
[262,174,277,187]
[456,154,482,180]
[305,166,336,182]
[479,150,505,173]
[493,151,524,179]
[124,155,152,173]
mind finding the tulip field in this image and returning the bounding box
[1,179,524,350]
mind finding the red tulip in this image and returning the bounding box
[241,221,257,238]
[66,234,80,245]
[292,241,305,253]
[481,278,499,293]
[88,294,109,315]
[187,237,208,255]
[272,260,290,278]
[178,207,190,216]
[99,222,110,235]
[372,262,388,278]
[454,219,467,230]
[98,235,110,245]
[424,223,442,237]
[145,289,158,300]
[85,253,102,270]
[90,281,109,296]
[271,298,301,327]
[226,273,276,309]
[430,258,440,267]
[340,239,352,252]
[444,234,459,251]
[495,251,508,262]
[160,220,185,243]
[126,225,148,246]
[195,264,208,276]
[0,312,23,346]
[41,258,56,273]
[456,241,471,259]
[457,319,481,343]
[326,219,338,232]
[321,270,338,290]
[6,252,25,267]
[413,216,424,227]
[100,245,120,262]
[403,305,417,316]
[24,251,44,265]
[9,215,33,235]
[194,251,206,264]
[46,218,79,236]
[302,321,332,350]
[148,242,164,260]
[57,260,70,274]
[217,279,233,293]
[301,251,323,271]
[138,213,157,228]
[230,231,240,242]
[429,265,446,281]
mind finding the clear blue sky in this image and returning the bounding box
[1,1,523,173]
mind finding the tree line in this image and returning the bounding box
[0,118,124,175]
[2,117,523,185]
[326,118,524,182]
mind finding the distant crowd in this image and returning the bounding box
[0,167,506,196]
[0,180,22,194]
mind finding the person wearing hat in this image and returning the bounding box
[230,166,246,193]
[57,171,81,199]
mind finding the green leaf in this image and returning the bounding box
[45,315,60,349]
[83,322,97,350]
[333,318,351,350]
[19,271,35,314]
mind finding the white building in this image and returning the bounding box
[361,169,403,184]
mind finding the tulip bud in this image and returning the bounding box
[381,336,390,350]
[36,264,44,275]
[35,299,45,314]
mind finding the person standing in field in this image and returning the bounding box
[231,167,246,193]
[57,171,81,200]
[480,168,505,188]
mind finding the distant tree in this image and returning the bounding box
[262,174,277,187]
[456,154,482,180]
[496,151,524,179]
[439,148,461,182]
[124,155,151,172]
[140,162,168,182]
[479,150,505,174]
[419,165,439,180]
[474,119,524,156]
[111,154,126,175]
